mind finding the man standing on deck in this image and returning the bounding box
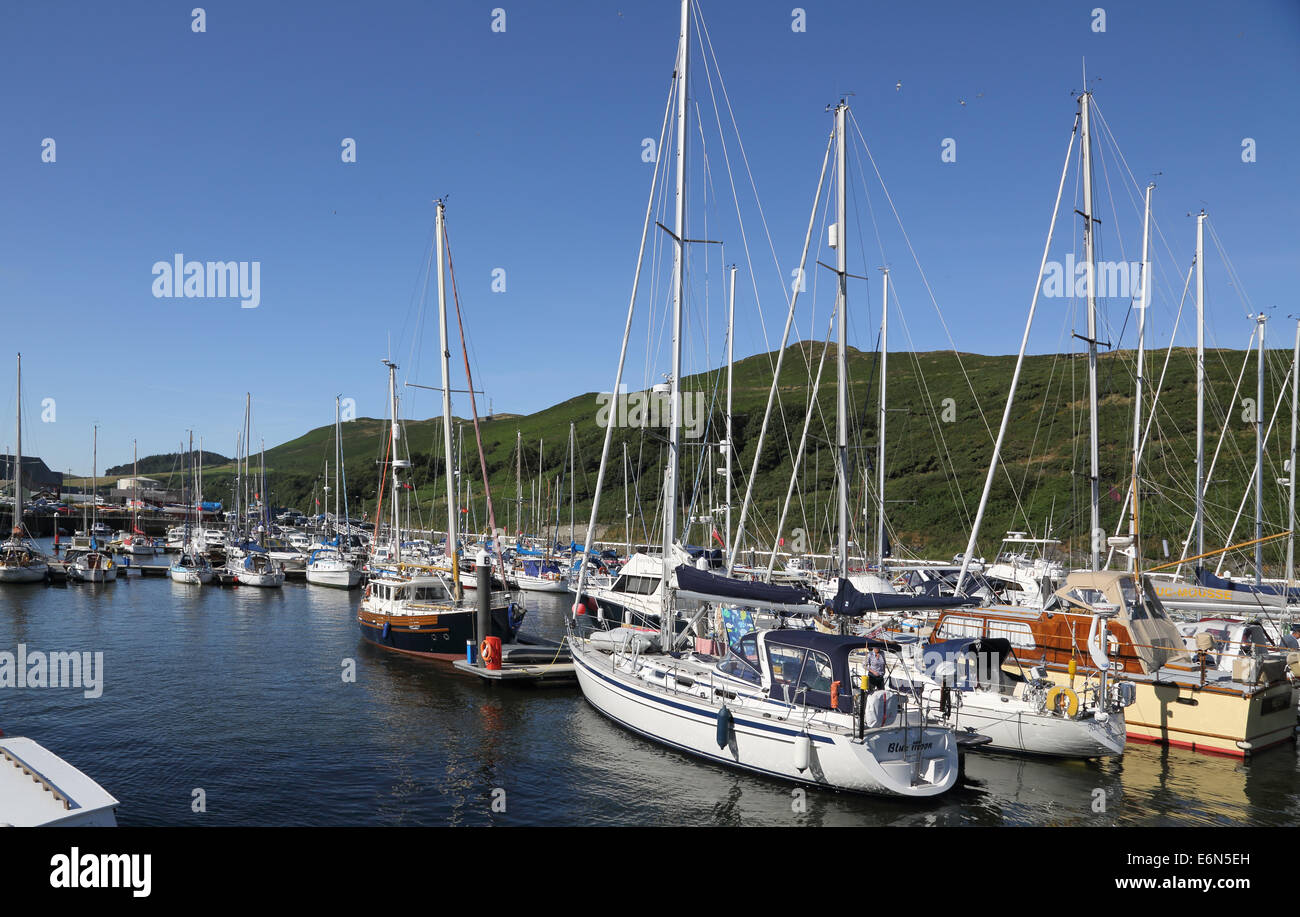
[1281,626,1300,650]
[866,645,886,692]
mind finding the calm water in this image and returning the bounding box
[1,539,1297,826]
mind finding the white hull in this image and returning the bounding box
[237,570,284,587]
[306,565,361,589]
[0,564,47,583]
[68,566,112,584]
[514,575,569,594]
[569,640,958,797]
[120,541,156,556]
[936,693,1124,757]
[0,737,119,826]
[169,567,212,584]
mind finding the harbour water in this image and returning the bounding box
[1,539,1296,827]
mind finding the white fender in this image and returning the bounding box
[793,734,810,772]
[1086,614,1111,671]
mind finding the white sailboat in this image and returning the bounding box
[0,354,49,584]
[119,440,156,556]
[170,434,213,584]
[68,425,116,584]
[307,396,361,589]
[567,4,959,797]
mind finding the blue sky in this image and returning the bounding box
[2,0,1297,474]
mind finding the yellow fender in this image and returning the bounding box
[1046,686,1079,718]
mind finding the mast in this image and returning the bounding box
[1080,90,1101,572]
[725,263,735,559]
[1129,183,1153,571]
[91,424,97,539]
[515,429,522,537]
[834,99,849,579]
[1255,312,1267,584]
[623,441,630,557]
[133,439,139,535]
[383,360,401,564]
[1195,211,1206,562]
[335,395,342,540]
[435,200,460,594]
[1288,318,1300,587]
[877,267,888,566]
[12,354,19,539]
[662,0,688,626]
[568,421,576,543]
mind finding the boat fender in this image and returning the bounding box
[573,603,586,616]
[1045,686,1079,718]
[381,620,390,641]
[829,680,841,712]
[715,705,732,749]
[793,733,811,772]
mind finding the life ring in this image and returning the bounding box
[1046,686,1079,718]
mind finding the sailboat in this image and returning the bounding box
[0,354,49,584]
[566,5,960,797]
[357,202,523,659]
[949,89,1292,757]
[169,434,213,584]
[119,440,156,556]
[307,396,362,589]
[235,441,284,587]
[68,425,116,584]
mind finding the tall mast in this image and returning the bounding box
[568,421,576,542]
[1195,211,1207,562]
[515,429,522,537]
[877,268,889,566]
[383,360,401,564]
[1255,312,1267,584]
[13,354,19,538]
[1129,183,1153,571]
[435,200,460,594]
[725,263,735,558]
[623,441,630,557]
[834,99,849,579]
[133,439,139,534]
[335,395,342,537]
[1288,318,1300,587]
[92,424,97,534]
[662,0,688,607]
[1080,90,1101,572]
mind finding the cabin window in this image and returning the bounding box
[936,615,984,640]
[612,575,661,595]
[987,620,1035,649]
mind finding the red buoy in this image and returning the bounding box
[574,603,586,616]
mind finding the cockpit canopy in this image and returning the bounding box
[1053,571,1188,672]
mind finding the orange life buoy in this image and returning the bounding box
[480,636,502,671]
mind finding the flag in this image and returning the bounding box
[711,528,724,547]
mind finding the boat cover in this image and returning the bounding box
[830,576,974,615]
[676,565,813,607]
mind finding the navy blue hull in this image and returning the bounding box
[359,606,521,661]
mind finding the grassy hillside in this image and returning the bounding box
[103,345,1297,573]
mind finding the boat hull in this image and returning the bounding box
[569,641,958,797]
[169,566,213,584]
[357,606,518,661]
[306,566,361,589]
[0,565,48,583]
[1042,669,1294,757]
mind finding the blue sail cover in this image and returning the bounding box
[675,565,815,607]
[1196,566,1300,600]
[829,576,974,615]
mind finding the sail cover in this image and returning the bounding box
[830,576,974,615]
[1196,566,1300,601]
[674,565,814,609]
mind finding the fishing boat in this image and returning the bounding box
[358,234,523,659]
[0,354,48,584]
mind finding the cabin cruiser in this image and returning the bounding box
[927,570,1296,757]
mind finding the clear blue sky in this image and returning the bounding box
[2,0,1297,475]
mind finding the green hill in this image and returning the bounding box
[195,344,1294,574]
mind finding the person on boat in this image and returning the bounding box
[1280,626,1300,651]
[1241,620,1270,656]
[866,646,886,692]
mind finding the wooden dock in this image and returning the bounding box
[452,639,576,685]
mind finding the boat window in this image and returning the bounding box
[936,615,984,640]
[987,620,1035,649]
[718,637,761,685]
[1141,581,1171,621]
[766,645,834,697]
[612,575,661,595]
